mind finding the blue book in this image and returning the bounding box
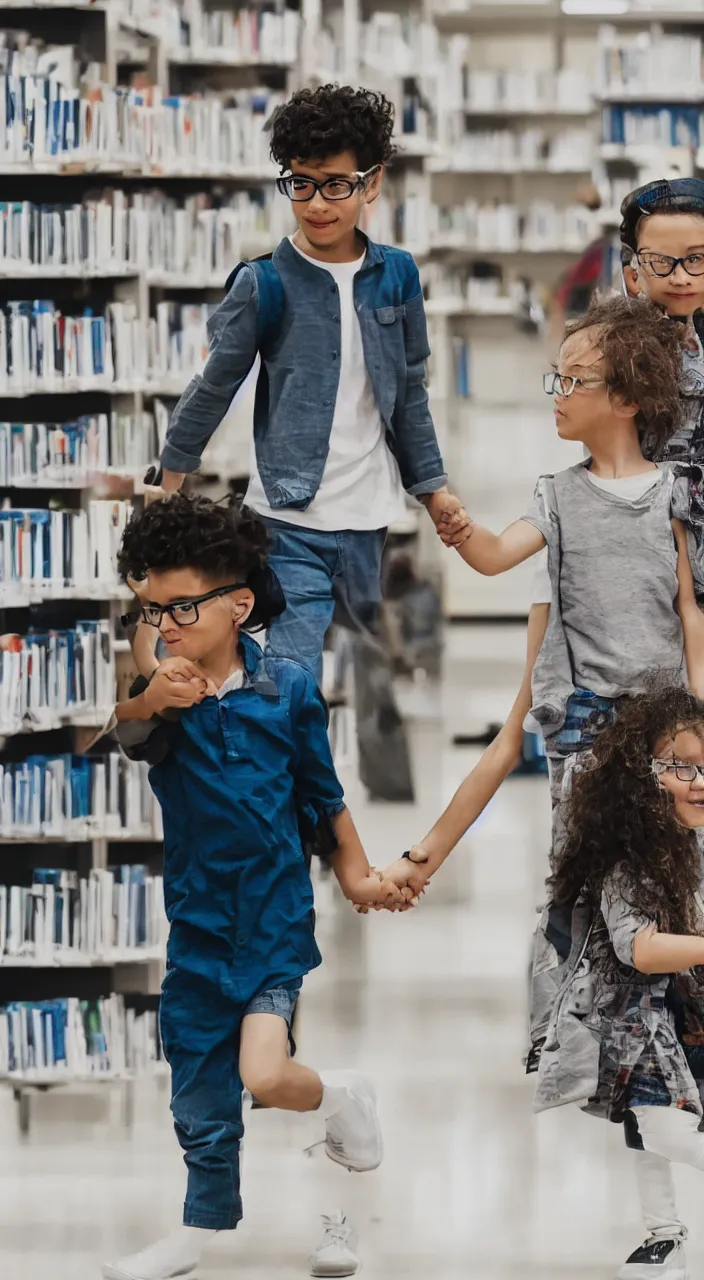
[70,757,91,821]
[51,999,68,1066]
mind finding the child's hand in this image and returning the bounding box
[349,871,408,913]
[143,657,214,716]
[381,851,430,900]
[424,488,464,528]
[437,511,473,549]
[143,485,167,506]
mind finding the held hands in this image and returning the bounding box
[143,657,217,717]
[350,870,410,914]
[352,851,431,915]
[383,847,430,900]
[423,489,473,549]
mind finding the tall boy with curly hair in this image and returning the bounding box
[156,84,466,682]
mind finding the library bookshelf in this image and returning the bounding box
[4,0,704,1108]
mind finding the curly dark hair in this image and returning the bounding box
[564,294,686,455]
[117,492,269,584]
[268,84,397,172]
[548,678,704,935]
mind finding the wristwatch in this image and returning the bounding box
[403,849,429,863]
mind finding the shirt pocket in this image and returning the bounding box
[219,694,291,765]
[375,305,405,326]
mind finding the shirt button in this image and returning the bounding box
[330,285,336,294]
[236,933,247,947]
[332,315,339,322]
[332,352,338,360]
[323,399,332,406]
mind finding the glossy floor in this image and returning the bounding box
[3,629,704,1280]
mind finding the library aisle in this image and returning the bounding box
[2,628,704,1280]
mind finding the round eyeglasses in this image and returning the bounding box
[543,372,605,397]
[652,757,704,783]
[276,165,380,203]
[636,250,704,278]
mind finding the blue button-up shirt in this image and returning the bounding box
[132,636,345,1000]
[161,234,447,510]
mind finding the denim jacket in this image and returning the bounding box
[161,234,447,510]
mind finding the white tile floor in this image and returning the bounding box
[3,630,704,1280]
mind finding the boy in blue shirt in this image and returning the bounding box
[101,493,414,1280]
[154,84,467,683]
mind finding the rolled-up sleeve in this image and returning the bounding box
[602,870,655,967]
[161,266,259,474]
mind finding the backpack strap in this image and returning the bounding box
[224,253,284,352]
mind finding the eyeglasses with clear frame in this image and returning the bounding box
[276,165,381,203]
[636,250,704,279]
[543,372,606,398]
[121,583,245,630]
[652,758,704,783]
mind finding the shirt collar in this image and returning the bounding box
[274,230,386,276]
[239,632,279,697]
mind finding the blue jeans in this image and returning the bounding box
[159,968,301,1230]
[263,519,386,684]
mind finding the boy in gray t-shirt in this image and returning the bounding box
[451,294,704,758]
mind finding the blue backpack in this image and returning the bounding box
[224,253,284,351]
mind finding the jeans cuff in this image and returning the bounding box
[184,1207,242,1230]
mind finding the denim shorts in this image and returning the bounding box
[550,688,618,758]
[244,978,302,1026]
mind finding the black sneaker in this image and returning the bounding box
[617,1237,687,1279]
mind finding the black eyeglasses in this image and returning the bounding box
[276,165,380,203]
[543,372,605,397]
[652,757,704,782]
[122,583,245,630]
[636,250,704,278]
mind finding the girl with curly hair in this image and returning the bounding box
[532,681,704,1280]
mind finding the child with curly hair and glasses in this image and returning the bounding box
[531,680,704,1280]
[152,84,467,684]
[100,493,420,1280]
[396,295,704,885]
[444,294,704,773]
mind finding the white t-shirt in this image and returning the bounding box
[245,238,405,532]
[531,468,661,604]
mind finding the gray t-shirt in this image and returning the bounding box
[523,461,684,715]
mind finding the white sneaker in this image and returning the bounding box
[309,1212,360,1277]
[101,1265,196,1280]
[617,1237,687,1280]
[324,1072,383,1172]
[102,1226,216,1280]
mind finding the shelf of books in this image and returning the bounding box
[0,0,249,1117]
